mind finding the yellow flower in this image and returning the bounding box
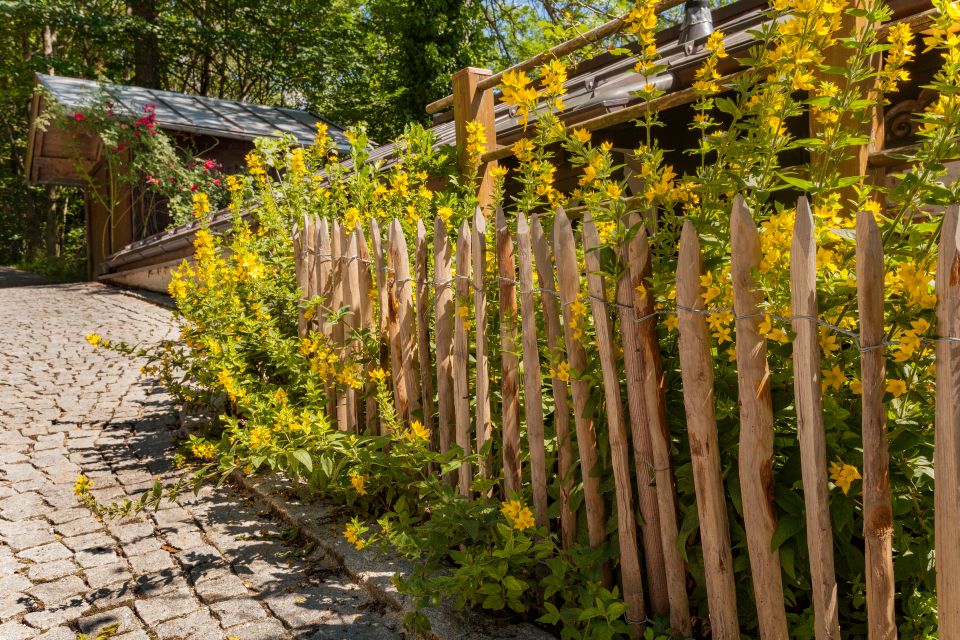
[821,364,846,391]
[605,183,623,199]
[350,470,367,496]
[191,192,210,219]
[85,333,102,348]
[829,460,861,495]
[406,420,430,442]
[571,128,591,143]
[464,120,487,165]
[500,499,535,531]
[248,425,272,449]
[437,206,454,225]
[343,520,366,550]
[73,474,92,496]
[369,367,388,383]
[549,360,571,382]
[850,378,862,394]
[886,378,907,398]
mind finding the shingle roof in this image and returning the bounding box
[36,74,349,150]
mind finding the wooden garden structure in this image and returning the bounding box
[24,74,347,280]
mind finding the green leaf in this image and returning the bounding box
[292,449,312,472]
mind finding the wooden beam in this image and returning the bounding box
[452,67,499,210]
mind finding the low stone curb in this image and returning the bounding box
[231,471,557,640]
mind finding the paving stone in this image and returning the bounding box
[153,609,223,640]
[28,559,80,582]
[209,597,268,628]
[126,549,175,574]
[34,626,77,640]
[133,588,201,625]
[17,541,72,563]
[53,515,104,537]
[222,619,290,640]
[0,620,35,640]
[78,605,143,636]
[0,573,33,593]
[27,575,87,606]
[193,569,251,603]
[84,564,134,589]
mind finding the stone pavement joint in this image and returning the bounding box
[0,277,405,640]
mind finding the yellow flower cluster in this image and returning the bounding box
[770,0,847,92]
[402,419,430,443]
[549,360,570,382]
[289,148,307,178]
[692,31,727,95]
[501,70,538,127]
[246,150,266,178]
[217,368,246,402]
[539,58,567,112]
[887,262,937,309]
[314,122,330,149]
[350,470,367,496]
[625,0,659,77]
[192,192,210,219]
[758,208,795,274]
[829,460,861,494]
[344,520,366,549]
[190,439,217,460]
[877,23,915,94]
[501,499,535,531]
[464,120,487,166]
[85,333,103,348]
[568,297,587,342]
[73,474,92,497]
[892,318,931,363]
[248,425,272,449]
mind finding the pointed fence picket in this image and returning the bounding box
[288,198,957,637]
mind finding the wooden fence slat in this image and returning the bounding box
[293,221,307,337]
[344,227,361,433]
[453,218,474,495]
[516,213,548,527]
[856,211,896,640]
[356,223,377,434]
[434,218,456,479]
[370,218,400,427]
[311,217,324,334]
[416,220,435,438]
[332,220,347,432]
[625,219,690,634]
[472,208,493,482]
[553,208,607,557]
[318,218,332,338]
[936,205,960,635]
[497,207,522,494]
[676,220,739,639]
[389,219,422,423]
[532,214,576,548]
[305,215,318,333]
[729,196,788,639]
[582,216,646,625]
[790,197,841,640]
[617,215,670,618]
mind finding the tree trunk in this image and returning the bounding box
[128,0,162,88]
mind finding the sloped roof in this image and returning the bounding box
[36,74,349,150]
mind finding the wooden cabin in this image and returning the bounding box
[24,74,348,286]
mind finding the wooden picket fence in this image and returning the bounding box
[292,199,960,639]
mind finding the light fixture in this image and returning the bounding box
[679,0,714,53]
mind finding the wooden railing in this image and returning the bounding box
[292,200,960,638]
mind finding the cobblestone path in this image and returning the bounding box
[0,276,403,640]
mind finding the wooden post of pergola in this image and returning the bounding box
[451,67,498,211]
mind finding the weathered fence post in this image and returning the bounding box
[415,220,435,437]
[472,209,492,485]
[516,212,548,527]
[856,210,896,640]
[729,196,788,639]
[389,219,421,424]
[936,204,960,636]
[496,207,522,494]
[434,218,456,472]
[582,215,645,625]
[553,208,607,571]
[790,197,841,640]
[453,219,474,495]
[531,214,576,548]
[676,220,739,639]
